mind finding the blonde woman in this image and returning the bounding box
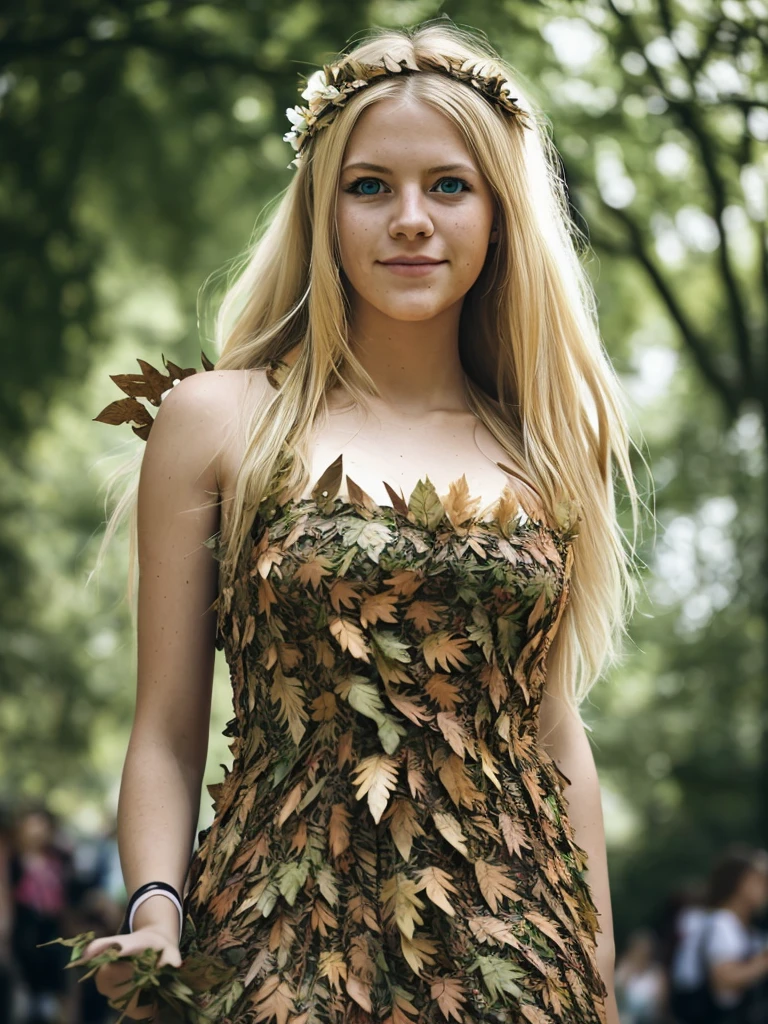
[56,19,641,1024]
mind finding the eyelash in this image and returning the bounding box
[343,176,473,196]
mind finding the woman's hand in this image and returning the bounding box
[78,927,182,1020]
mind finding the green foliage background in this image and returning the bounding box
[1,0,766,949]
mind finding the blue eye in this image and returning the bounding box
[343,175,471,196]
[433,177,469,194]
[347,178,386,195]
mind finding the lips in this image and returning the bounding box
[378,256,446,265]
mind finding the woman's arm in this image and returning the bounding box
[538,687,619,1024]
[119,371,227,937]
[83,371,240,986]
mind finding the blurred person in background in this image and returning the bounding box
[615,927,667,1023]
[9,805,72,1024]
[668,845,768,1024]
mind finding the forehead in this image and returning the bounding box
[343,95,474,166]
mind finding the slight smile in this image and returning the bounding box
[377,258,448,276]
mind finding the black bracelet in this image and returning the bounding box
[121,881,183,940]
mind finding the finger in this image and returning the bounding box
[157,947,182,969]
[81,936,125,961]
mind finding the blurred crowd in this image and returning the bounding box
[0,802,123,1024]
[615,843,768,1023]
[0,799,766,1024]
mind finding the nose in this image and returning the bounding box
[389,184,434,240]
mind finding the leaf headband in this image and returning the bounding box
[283,53,532,169]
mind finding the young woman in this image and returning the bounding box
[56,19,642,1024]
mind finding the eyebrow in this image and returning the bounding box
[342,161,478,175]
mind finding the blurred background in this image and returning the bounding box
[0,1,766,1021]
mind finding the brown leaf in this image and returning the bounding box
[414,865,458,917]
[474,860,522,914]
[430,977,467,1022]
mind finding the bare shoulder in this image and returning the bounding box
[145,367,275,488]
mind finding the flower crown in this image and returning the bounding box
[283,53,532,169]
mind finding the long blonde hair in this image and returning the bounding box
[103,20,648,717]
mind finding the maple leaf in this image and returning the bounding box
[359,590,399,627]
[404,600,444,631]
[425,674,462,711]
[328,578,362,612]
[295,557,333,590]
[474,860,522,914]
[93,352,210,441]
[422,631,472,672]
[250,974,296,1024]
[351,753,400,823]
[414,865,458,916]
[385,689,432,726]
[430,977,467,1022]
[384,798,425,861]
[380,873,425,939]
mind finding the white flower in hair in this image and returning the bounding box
[301,69,329,102]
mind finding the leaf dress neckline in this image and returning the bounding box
[257,357,581,546]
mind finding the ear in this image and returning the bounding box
[489,220,500,245]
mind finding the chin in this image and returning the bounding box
[378,302,451,322]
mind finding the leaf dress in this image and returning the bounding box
[59,356,610,1024]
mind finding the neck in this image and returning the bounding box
[346,300,470,416]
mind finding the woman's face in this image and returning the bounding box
[336,95,497,325]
